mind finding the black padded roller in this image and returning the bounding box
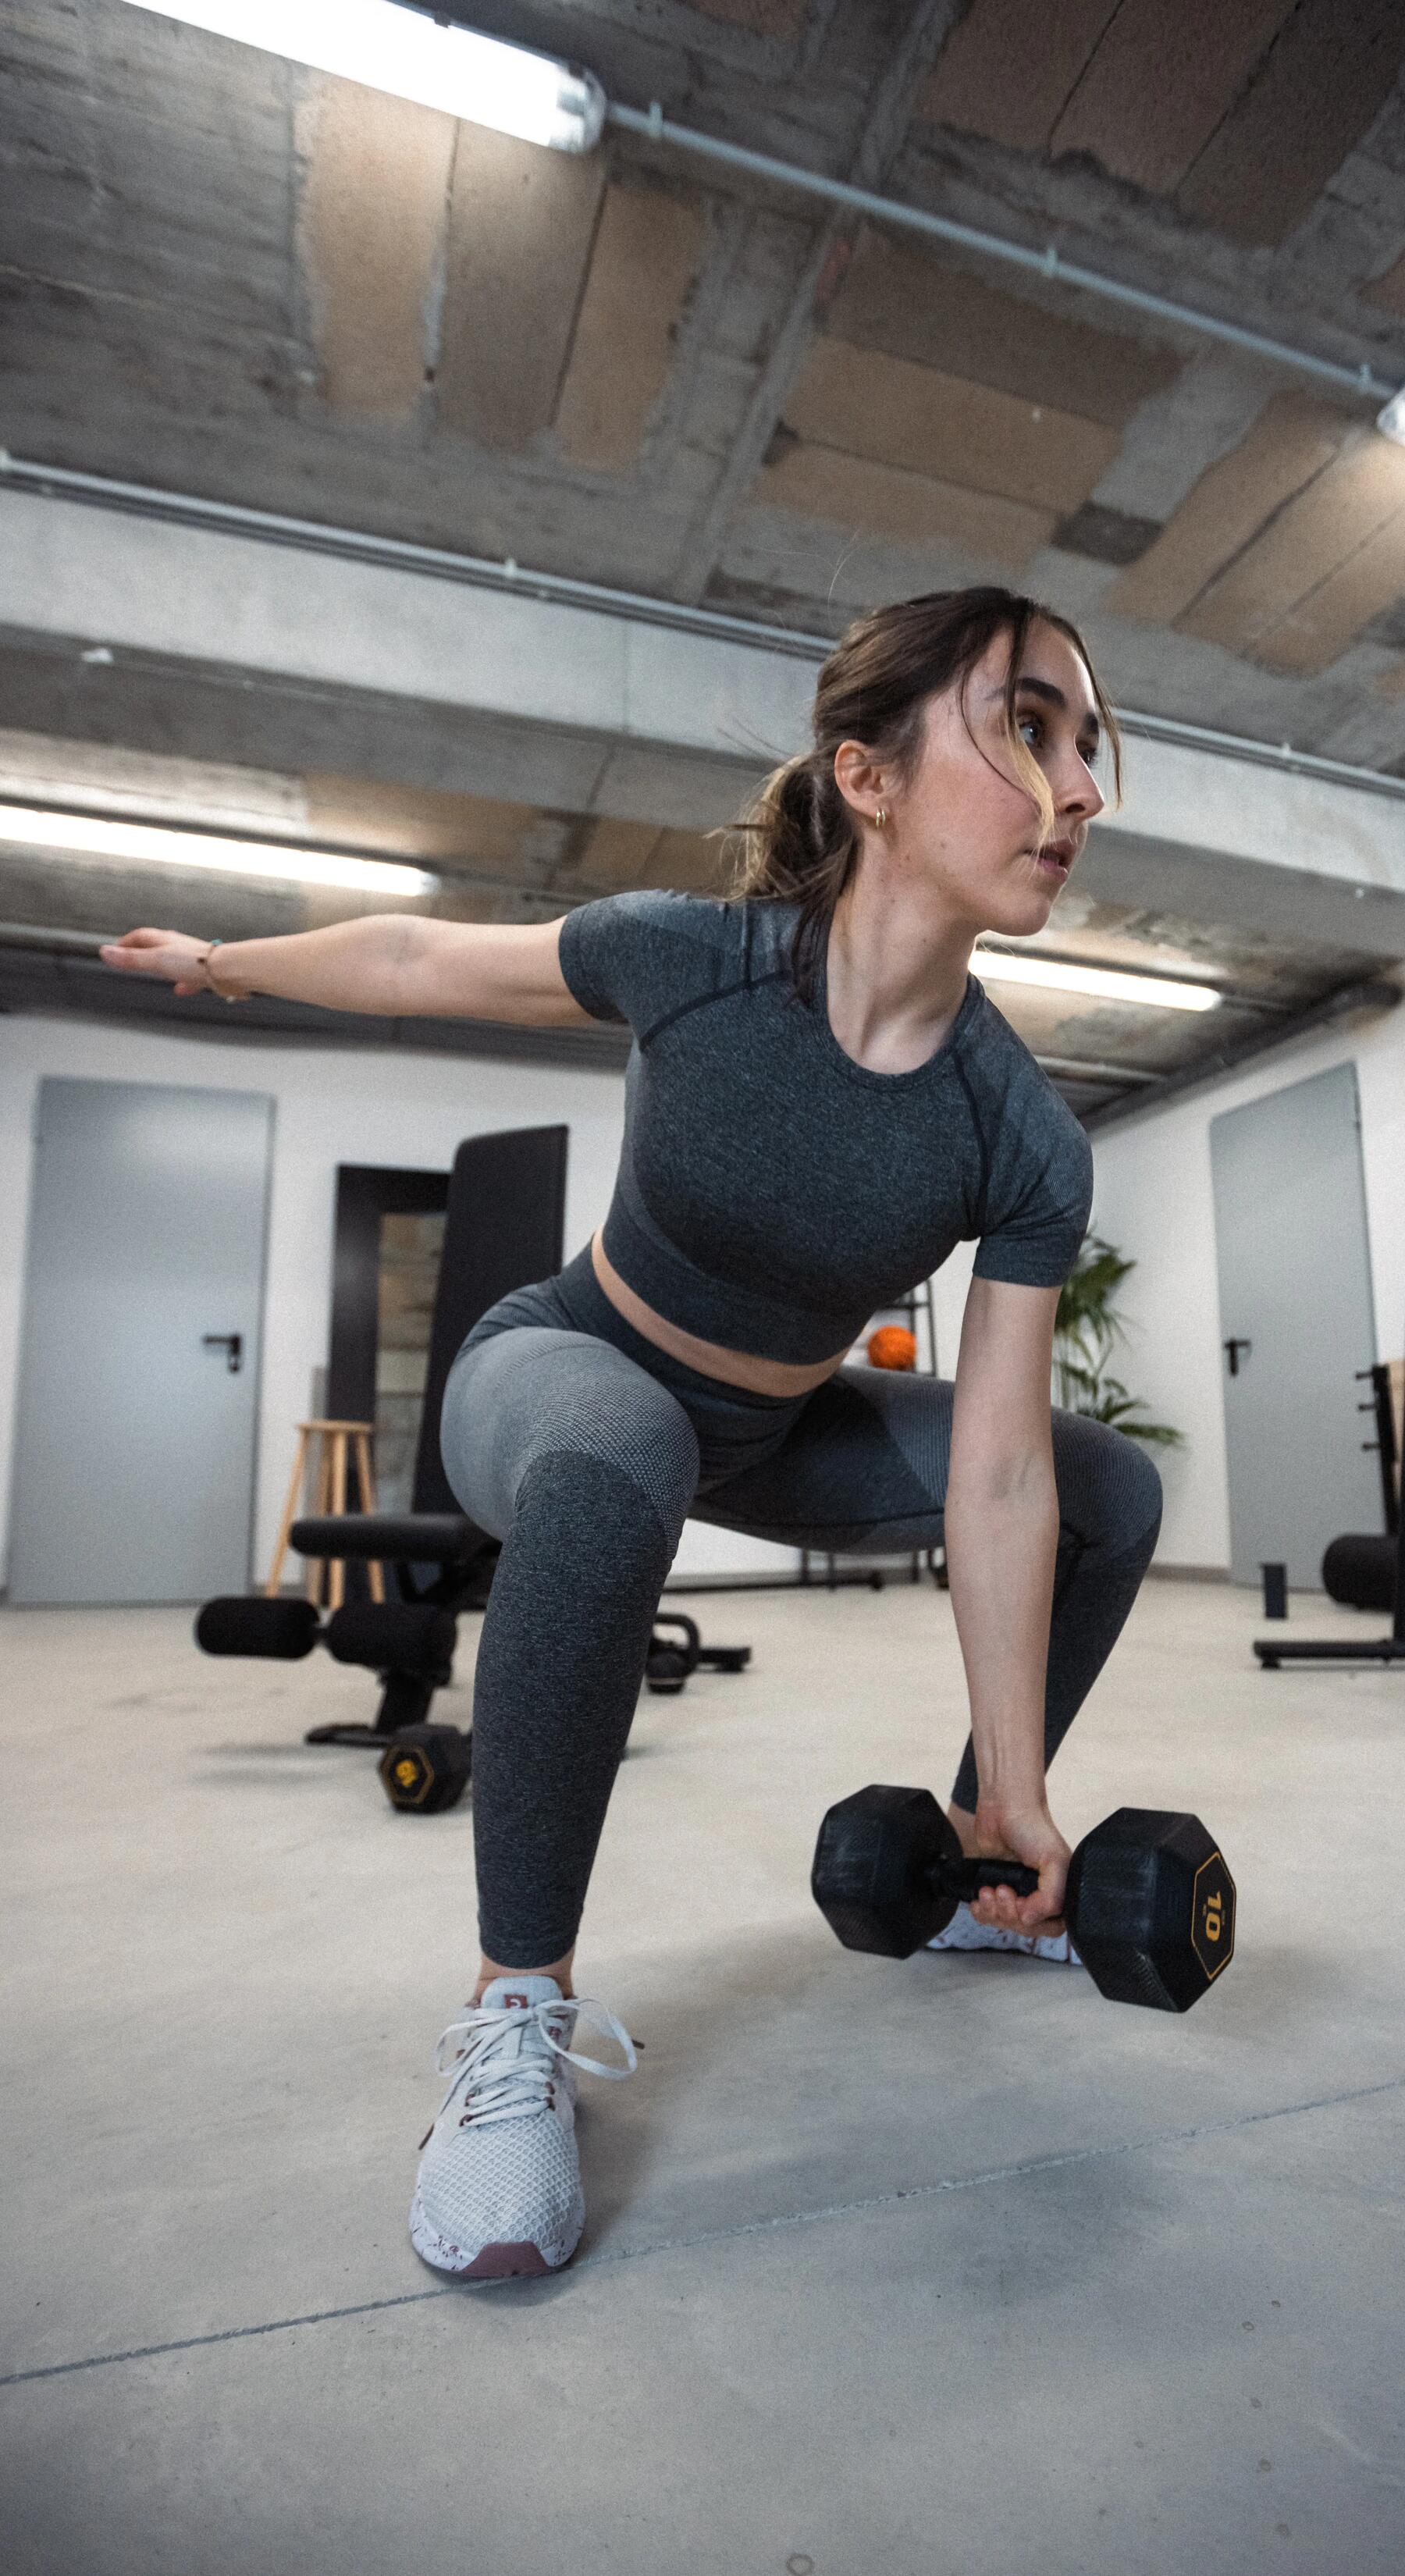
[324,1603,457,1678]
[1321,1532,1396,1612]
[291,1513,478,1563]
[196,1596,320,1660]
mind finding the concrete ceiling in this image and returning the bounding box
[5,0,1405,742]
[2,0,1405,1116]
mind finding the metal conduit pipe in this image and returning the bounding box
[1037,1055,1161,1088]
[608,101,1398,407]
[5,454,1405,806]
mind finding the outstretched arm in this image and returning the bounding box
[98,913,593,1026]
[944,1274,1069,1932]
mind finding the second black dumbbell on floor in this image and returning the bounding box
[812,1784,1236,2012]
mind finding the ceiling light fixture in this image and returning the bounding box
[0,804,439,896]
[118,1,605,151]
[973,949,1222,1013]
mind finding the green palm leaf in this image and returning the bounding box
[1052,1239,1184,1450]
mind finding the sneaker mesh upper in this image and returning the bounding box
[418,2101,580,2258]
[411,1976,635,2272]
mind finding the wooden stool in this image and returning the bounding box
[264,1420,384,1609]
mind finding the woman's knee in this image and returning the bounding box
[521,1379,700,1559]
[1052,1410,1163,1555]
[441,1327,700,1546]
[1125,1437,1164,1546]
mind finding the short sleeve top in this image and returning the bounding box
[557,890,1091,1364]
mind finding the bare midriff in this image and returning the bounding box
[589,1232,848,1397]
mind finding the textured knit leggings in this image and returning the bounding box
[442,1248,1164,1966]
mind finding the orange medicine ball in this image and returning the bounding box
[866,1325,918,1371]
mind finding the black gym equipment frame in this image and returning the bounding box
[1254,1366,1405,1671]
[201,1123,751,1753]
[1254,1521,1405,1669]
[294,1125,571,1749]
[1361,1361,1402,1539]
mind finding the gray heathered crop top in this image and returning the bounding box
[557,890,1093,1365]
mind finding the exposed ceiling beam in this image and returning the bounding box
[5,475,1403,963]
[5,454,1403,803]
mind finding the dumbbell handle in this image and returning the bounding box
[937,1855,1040,1902]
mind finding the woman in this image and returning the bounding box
[103,586,1163,2283]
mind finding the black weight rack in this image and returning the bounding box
[1255,1357,1405,1672]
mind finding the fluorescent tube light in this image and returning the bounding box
[974,948,1222,1012]
[0,804,438,896]
[1377,386,1405,447]
[119,2,606,151]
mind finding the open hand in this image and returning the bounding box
[963,1800,1071,1937]
[99,927,212,996]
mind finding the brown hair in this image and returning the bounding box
[727,585,1121,1002]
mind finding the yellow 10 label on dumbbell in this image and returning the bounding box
[1190,1851,1236,1981]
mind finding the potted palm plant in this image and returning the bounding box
[1053,1236,1183,1449]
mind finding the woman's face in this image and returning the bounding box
[841,621,1107,940]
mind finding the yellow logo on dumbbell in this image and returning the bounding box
[1190,1852,1236,1980]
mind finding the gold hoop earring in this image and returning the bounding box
[875,805,887,828]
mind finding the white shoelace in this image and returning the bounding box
[429,1995,638,2137]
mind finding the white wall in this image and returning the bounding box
[0,1014,799,1589]
[12,992,1398,1596]
[1090,998,1405,1572]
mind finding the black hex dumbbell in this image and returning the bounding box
[812,1784,1235,2012]
[378,1724,472,1813]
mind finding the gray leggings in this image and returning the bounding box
[442,1249,1164,1966]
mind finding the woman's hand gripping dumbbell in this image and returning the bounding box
[811,1785,1236,2012]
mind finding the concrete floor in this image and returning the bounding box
[2,1574,1402,2574]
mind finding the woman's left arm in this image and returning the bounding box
[943,1275,1069,1934]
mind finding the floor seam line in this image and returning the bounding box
[5,2069,1400,2389]
[0,2289,452,2389]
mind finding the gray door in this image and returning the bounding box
[1210,1062,1378,1589]
[9,1079,273,1604]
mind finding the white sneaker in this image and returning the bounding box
[925,1902,1083,1966]
[410,1975,636,2281]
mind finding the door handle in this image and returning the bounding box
[202,1332,244,1375]
[1223,1336,1252,1379]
